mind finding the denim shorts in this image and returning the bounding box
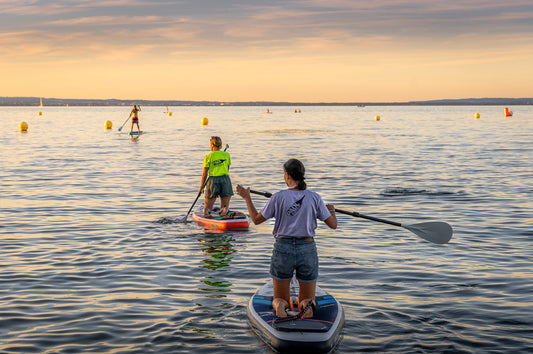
[270,237,318,283]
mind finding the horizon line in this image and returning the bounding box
[1,96,531,106]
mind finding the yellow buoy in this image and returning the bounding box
[475,113,480,119]
[375,115,380,121]
[19,121,28,132]
[104,120,113,129]
[201,117,209,125]
[38,111,42,116]
[168,112,172,116]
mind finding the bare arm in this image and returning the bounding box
[236,185,267,225]
[324,203,337,229]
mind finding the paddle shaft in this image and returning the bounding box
[118,116,131,132]
[250,189,453,245]
[250,189,272,198]
[334,208,401,227]
[249,190,398,223]
[247,189,453,244]
[183,182,207,220]
[251,189,407,226]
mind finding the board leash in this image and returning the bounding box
[273,298,314,324]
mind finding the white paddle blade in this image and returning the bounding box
[404,222,453,244]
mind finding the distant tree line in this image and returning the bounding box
[0,96,530,106]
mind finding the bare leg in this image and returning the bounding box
[219,196,231,215]
[273,278,291,317]
[203,197,216,217]
[298,281,316,318]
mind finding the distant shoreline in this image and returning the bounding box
[0,96,531,106]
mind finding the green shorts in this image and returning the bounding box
[205,175,234,198]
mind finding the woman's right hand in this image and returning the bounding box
[236,184,250,199]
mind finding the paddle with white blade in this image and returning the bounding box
[333,208,452,244]
[249,189,453,245]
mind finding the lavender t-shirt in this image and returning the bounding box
[260,189,331,238]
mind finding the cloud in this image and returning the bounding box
[0,0,171,15]
[1,0,531,100]
[2,0,532,56]
[46,15,172,27]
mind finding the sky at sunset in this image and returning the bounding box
[1,0,532,102]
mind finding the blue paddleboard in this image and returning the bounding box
[247,276,344,353]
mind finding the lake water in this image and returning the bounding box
[1,105,532,353]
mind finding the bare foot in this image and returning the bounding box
[272,298,289,318]
[299,298,315,319]
[219,208,229,216]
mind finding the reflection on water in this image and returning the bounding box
[200,234,236,271]
[199,234,236,297]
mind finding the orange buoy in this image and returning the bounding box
[504,107,513,117]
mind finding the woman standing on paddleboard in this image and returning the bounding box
[236,159,337,318]
[129,105,141,133]
[200,136,233,217]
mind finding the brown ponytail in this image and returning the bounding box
[283,159,307,190]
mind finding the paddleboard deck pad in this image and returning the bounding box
[192,205,250,230]
[129,131,143,136]
[247,277,344,353]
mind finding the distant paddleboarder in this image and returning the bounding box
[129,105,141,133]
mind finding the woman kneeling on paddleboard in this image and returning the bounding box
[237,159,337,318]
[200,136,233,217]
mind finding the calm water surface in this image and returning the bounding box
[1,106,532,353]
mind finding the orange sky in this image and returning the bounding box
[1,1,532,102]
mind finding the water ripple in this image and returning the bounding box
[1,106,532,353]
